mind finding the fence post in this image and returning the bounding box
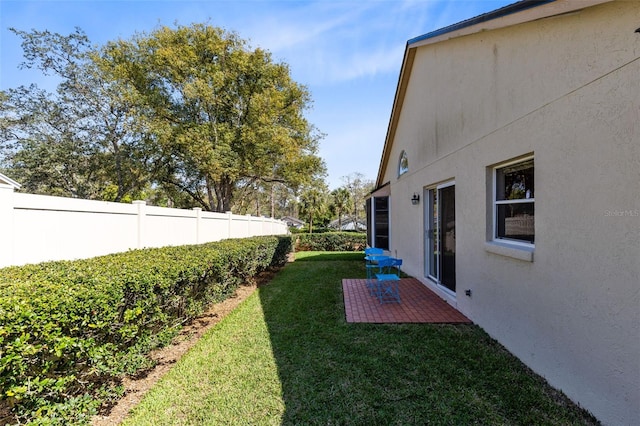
[192,207,202,244]
[133,200,146,249]
[0,185,15,268]
[226,211,233,239]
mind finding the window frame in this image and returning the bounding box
[425,180,456,295]
[398,150,409,177]
[492,156,535,248]
[366,194,390,250]
[373,196,390,250]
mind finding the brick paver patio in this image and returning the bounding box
[342,278,472,324]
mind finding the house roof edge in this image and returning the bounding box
[408,0,556,46]
[0,172,21,189]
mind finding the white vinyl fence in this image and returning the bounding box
[0,184,288,268]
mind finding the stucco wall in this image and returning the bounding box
[381,2,639,424]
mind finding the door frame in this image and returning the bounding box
[424,180,456,297]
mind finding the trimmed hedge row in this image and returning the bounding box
[294,232,366,252]
[0,235,292,425]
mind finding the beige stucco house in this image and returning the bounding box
[368,1,639,424]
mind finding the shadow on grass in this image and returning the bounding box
[258,252,599,425]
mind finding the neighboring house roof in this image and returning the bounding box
[376,0,611,187]
[0,172,21,189]
[328,218,367,231]
[281,216,305,228]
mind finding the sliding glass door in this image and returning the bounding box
[425,182,456,294]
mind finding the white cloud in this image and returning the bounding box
[250,3,368,52]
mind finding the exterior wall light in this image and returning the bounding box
[411,193,420,205]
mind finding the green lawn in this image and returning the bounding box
[122,251,598,425]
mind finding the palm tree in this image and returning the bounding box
[299,188,327,233]
[331,187,352,230]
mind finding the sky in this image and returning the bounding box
[0,0,513,189]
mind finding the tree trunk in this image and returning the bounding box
[111,139,125,202]
[206,177,216,211]
[270,184,275,218]
[213,176,234,212]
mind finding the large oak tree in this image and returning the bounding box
[98,24,325,212]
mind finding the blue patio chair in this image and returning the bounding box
[365,247,387,295]
[375,257,403,304]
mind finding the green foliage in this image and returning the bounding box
[340,172,374,222]
[294,232,366,252]
[98,23,326,212]
[329,187,352,229]
[0,235,292,425]
[299,181,330,233]
[0,28,152,202]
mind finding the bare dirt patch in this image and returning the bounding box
[92,268,280,426]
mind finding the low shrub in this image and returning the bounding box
[294,232,366,252]
[0,235,292,425]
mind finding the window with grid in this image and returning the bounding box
[494,157,535,245]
